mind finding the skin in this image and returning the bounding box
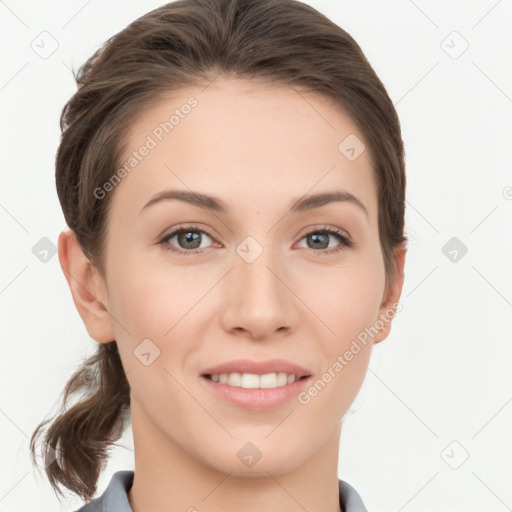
[59,77,406,512]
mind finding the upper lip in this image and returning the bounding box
[201,358,311,378]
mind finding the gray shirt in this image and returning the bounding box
[75,470,367,512]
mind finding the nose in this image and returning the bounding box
[220,244,299,340]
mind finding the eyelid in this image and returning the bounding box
[159,223,354,254]
[159,223,218,254]
[295,225,354,253]
[296,223,351,241]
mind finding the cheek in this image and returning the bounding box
[297,251,383,406]
[108,267,198,410]
[107,260,203,339]
[298,330,373,426]
[106,262,209,396]
[302,255,384,345]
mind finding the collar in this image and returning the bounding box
[77,470,367,512]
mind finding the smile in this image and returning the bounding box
[201,373,312,411]
[204,372,308,389]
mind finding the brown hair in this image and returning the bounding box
[30,0,407,503]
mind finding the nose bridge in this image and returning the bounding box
[236,236,284,305]
[253,254,280,285]
[223,235,295,337]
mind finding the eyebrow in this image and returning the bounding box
[140,189,368,217]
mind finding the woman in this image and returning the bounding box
[30,0,407,510]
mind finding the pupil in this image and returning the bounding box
[179,231,201,249]
[309,232,328,249]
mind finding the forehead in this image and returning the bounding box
[111,77,377,220]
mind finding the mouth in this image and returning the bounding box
[200,372,312,412]
[199,359,312,410]
[202,372,310,389]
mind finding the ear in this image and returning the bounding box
[373,243,407,344]
[58,228,115,343]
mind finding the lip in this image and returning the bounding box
[200,358,312,411]
[200,373,312,411]
[200,358,311,378]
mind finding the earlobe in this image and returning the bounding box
[58,228,115,343]
[373,243,407,345]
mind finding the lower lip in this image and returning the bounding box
[201,376,311,411]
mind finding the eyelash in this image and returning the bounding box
[159,224,354,256]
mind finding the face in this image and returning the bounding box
[94,77,403,477]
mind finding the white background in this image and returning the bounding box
[1,1,511,511]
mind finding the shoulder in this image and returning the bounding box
[338,477,368,512]
[74,471,134,512]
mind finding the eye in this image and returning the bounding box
[159,224,354,256]
[296,226,353,255]
[159,225,217,255]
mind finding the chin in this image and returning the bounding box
[203,441,306,477]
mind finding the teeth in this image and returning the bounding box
[208,372,298,389]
